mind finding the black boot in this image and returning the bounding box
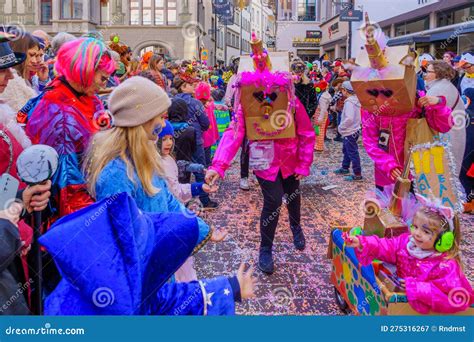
[291,225,306,251]
[258,246,274,274]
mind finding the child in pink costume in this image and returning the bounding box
[362,95,453,189]
[206,67,315,273]
[346,195,473,314]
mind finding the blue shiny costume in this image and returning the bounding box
[40,193,236,315]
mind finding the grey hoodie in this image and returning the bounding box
[338,95,361,137]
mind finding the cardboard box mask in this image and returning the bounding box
[352,45,417,116]
[237,53,296,141]
[351,14,417,116]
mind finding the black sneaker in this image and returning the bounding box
[291,226,306,251]
[202,200,219,210]
[258,247,274,274]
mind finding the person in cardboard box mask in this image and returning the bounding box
[205,34,316,274]
[351,14,453,191]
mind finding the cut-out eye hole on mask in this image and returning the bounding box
[367,89,379,97]
[291,65,305,73]
[253,91,278,103]
[366,88,394,98]
[380,89,393,97]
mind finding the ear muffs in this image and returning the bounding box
[434,231,455,253]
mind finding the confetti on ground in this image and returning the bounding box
[195,131,474,315]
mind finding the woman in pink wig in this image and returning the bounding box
[19,38,115,222]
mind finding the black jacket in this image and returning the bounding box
[0,219,29,315]
[294,82,318,118]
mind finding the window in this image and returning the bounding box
[168,0,177,25]
[143,0,152,25]
[437,4,474,27]
[41,0,52,24]
[61,0,83,19]
[100,0,109,24]
[130,0,140,25]
[298,0,316,21]
[382,26,391,38]
[130,0,177,25]
[395,17,429,36]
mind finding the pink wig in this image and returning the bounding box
[195,82,211,101]
[55,38,115,88]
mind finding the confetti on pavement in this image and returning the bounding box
[195,134,474,315]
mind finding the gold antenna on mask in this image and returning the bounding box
[364,12,388,70]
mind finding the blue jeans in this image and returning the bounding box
[342,132,361,176]
[192,144,210,204]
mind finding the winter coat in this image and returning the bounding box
[361,97,453,187]
[0,219,30,315]
[294,81,318,118]
[40,193,238,315]
[161,155,204,203]
[202,101,219,148]
[315,91,332,124]
[210,98,315,181]
[22,77,101,220]
[174,93,210,146]
[356,233,474,314]
[0,70,37,113]
[338,95,361,137]
[95,157,210,245]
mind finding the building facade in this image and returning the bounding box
[275,0,322,61]
[318,0,348,60]
[352,0,474,59]
[1,0,274,62]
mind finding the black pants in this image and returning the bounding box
[257,172,301,249]
[240,137,250,179]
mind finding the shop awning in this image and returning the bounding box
[429,22,474,42]
[387,35,430,46]
[387,21,474,46]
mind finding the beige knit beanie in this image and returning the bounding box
[108,76,171,127]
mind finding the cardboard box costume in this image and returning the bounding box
[234,33,296,141]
